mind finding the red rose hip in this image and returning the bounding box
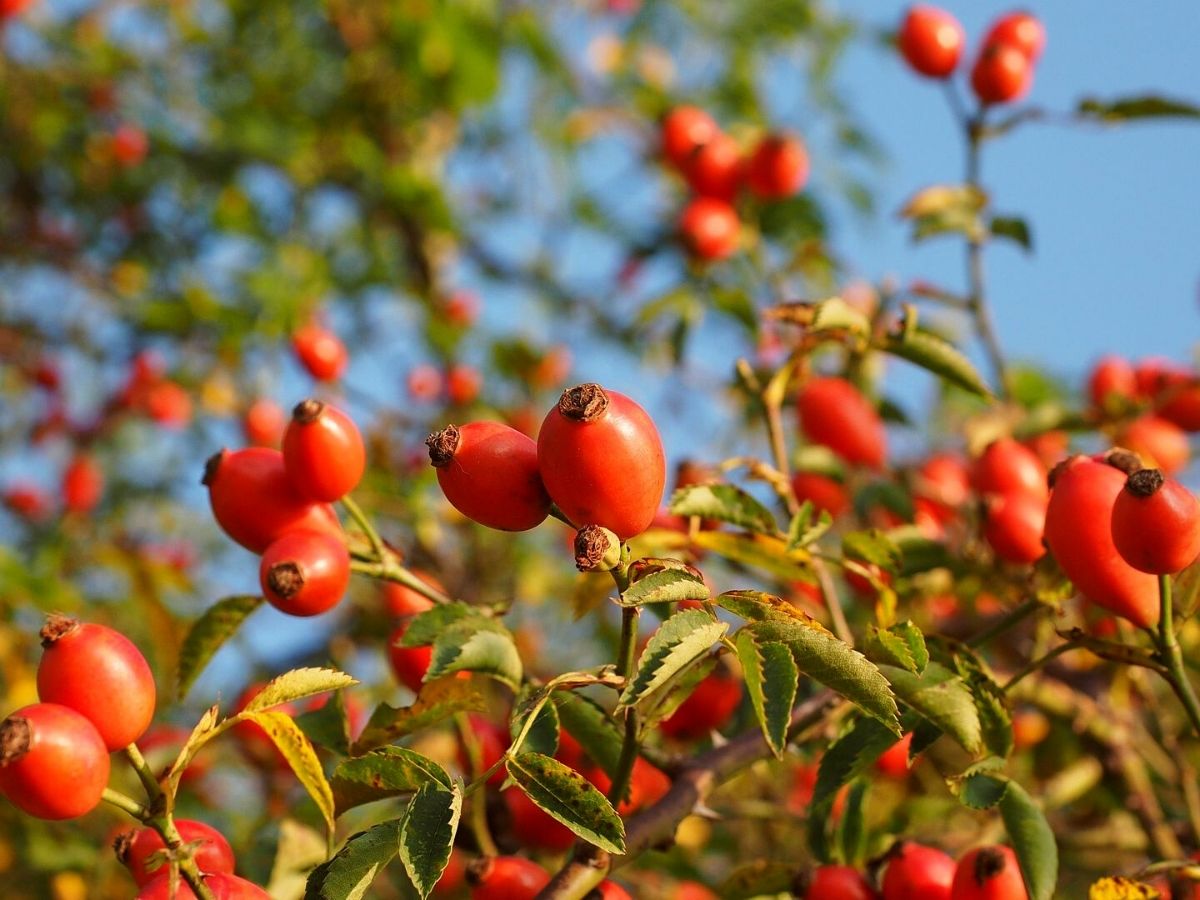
[971,438,1048,502]
[427,422,551,531]
[983,11,1045,62]
[971,42,1033,105]
[203,448,341,554]
[746,133,808,199]
[797,377,887,469]
[37,615,156,750]
[468,855,551,900]
[537,384,666,540]
[661,106,719,169]
[282,400,366,502]
[950,845,1027,900]
[983,492,1047,565]
[1112,468,1200,574]
[882,842,955,900]
[898,5,965,79]
[802,865,878,900]
[292,322,347,382]
[0,703,110,819]
[260,531,350,616]
[683,131,744,202]
[679,197,740,261]
[389,622,434,693]
[119,819,236,885]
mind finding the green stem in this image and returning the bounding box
[1156,573,1200,739]
[963,114,1009,400]
[124,743,163,802]
[456,714,499,857]
[1002,640,1080,691]
[341,494,385,559]
[967,598,1039,649]
[607,576,641,811]
[349,559,452,605]
[102,787,150,820]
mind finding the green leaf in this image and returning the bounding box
[748,620,900,732]
[401,602,482,647]
[899,184,988,244]
[554,692,623,778]
[295,689,353,756]
[353,677,486,754]
[692,531,811,581]
[267,819,328,900]
[719,861,799,899]
[427,619,522,689]
[1174,558,1200,621]
[638,656,717,735]
[864,622,928,674]
[735,630,797,758]
[244,668,358,714]
[812,716,901,809]
[399,782,462,900]
[332,748,452,817]
[1001,780,1059,900]
[668,484,779,535]
[878,662,982,754]
[510,684,561,758]
[887,526,952,575]
[950,646,1013,759]
[959,770,1009,809]
[842,529,902,572]
[767,297,871,339]
[304,821,400,900]
[882,329,993,399]
[620,568,710,607]
[1077,94,1200,122]
[991,215,1032,251]
[837,779,869,865]
[248,710,336,833]
[786,501,833,551]
[619,610,728,708]
[505,753,625,853]
[717,590,823,625]
[177,595,263,698]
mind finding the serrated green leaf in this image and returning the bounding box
[248,710,336,833]
[886,526,951,575]
[812,717,901,809]
[749,621,900,732]
[554,692,623,777]
[717,590,826,626]
[1001,780,1058,900]
[864,622,928,674]
[719,861,799,900]
[879,662,982,754]
[402,602,483,647]
[842,530,902,572]
[1077,94,1200,122]
[881,329,992,398]
[244,667,358,714]
[620,568,710,607]
[177,595,263,698]
[959,771,1009,809]
[353,677,486,754]
[427,619,522,688]
[991,215,1032,251]
[950,647,1013,759]
[619,610,728,708]
[691,531,811,581]
[837,779,869,866]
[735,630,797,758]
[511,684,561,758]
[505,753,625,853]
[304,821,400,900]
[669,484,779,535]
[268,819,327,900]
[399,782,462,899]
[638,655,717,734]
[787,501,833,551]
[332,748,452,817]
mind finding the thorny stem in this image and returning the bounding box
[456,713,499,857]
[1155,573,1200,739]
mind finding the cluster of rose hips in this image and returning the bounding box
[0,615,267,896]
[1089,353,1200,475]
[204,399,364,617]
[427,381,665,542]
[659,106,809,262]
[899,6,1045,106]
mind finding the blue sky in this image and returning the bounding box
[829,1,1200,374]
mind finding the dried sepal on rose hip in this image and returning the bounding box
[573,525,622,572]
[37,614,156,750]
[259,530,350,617]
[427,421,550,531]
[282,399,365,502]
[1111,468,1200,575]
[0,703,110,820]
[538,383,666,541]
